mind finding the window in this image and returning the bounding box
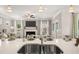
[56,22,59,31]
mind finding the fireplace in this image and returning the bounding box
[26,31,35,37]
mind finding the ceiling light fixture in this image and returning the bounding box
[38,6,44,12]
[69,5,75,13]
[38,5,46,13]
[7,5,13,13]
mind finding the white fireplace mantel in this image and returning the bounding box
[24,28,37,37]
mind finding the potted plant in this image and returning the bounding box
[17,24,21,29]
[63,35,71,41]
[8,33,16,41]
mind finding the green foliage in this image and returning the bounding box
[17,24,21,28]
[8,33,15,41]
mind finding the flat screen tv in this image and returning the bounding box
[26,21,36,27]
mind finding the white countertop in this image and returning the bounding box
[24,38,41,44]
[0,38,79,54]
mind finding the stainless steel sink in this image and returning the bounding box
[17,44,63,54]
[17,44,41,54]
[42,45,63,54]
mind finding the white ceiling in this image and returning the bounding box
[0,5,67,19]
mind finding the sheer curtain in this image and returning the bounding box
[72,13,79,38]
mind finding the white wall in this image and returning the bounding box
[61,6,79,37]
[61,6,72,36]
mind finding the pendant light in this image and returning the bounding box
[38,5,47,13]
[6,5,13,13]
[69,5,75,13]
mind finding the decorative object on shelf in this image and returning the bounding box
[43,35,53,41]
[63,35,72,41]
[46,36,53,41]
[27,35,35,41]
[30,14,35,18]
[27,35,30,39]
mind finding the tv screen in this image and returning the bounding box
[26,21,36,27]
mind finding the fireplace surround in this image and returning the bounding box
[26,31,35,37]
